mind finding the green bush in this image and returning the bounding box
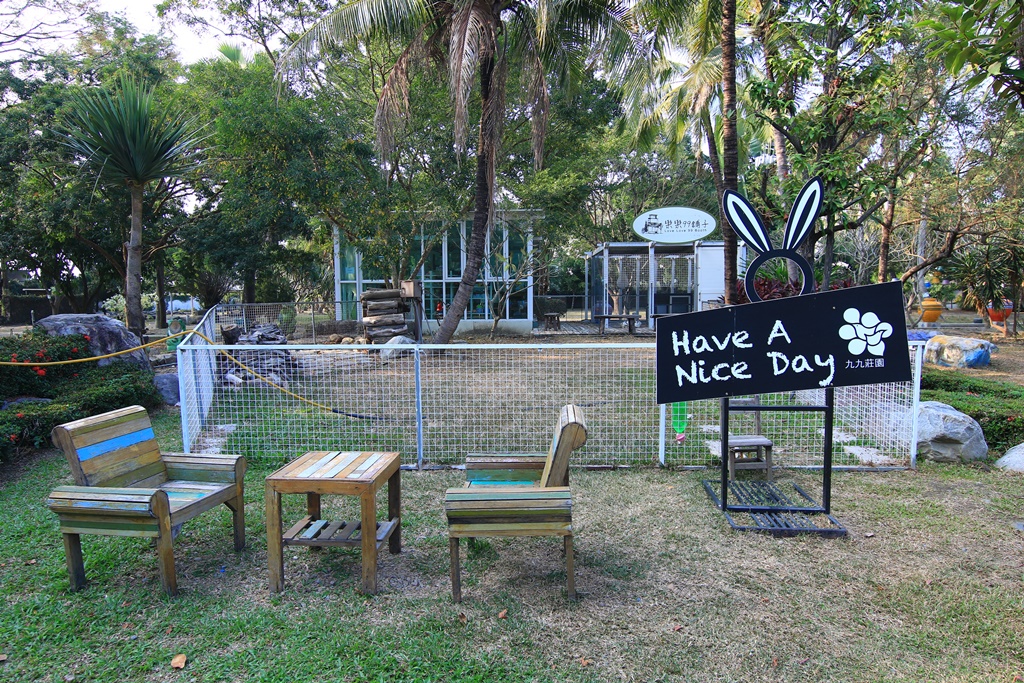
[920,369,1024,453]
[0,332,162,463]
[0,331,93,396]
[534,296,568,319]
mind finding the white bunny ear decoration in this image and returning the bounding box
[722,176,824,303]
[782,177,824,251]
[723,190,773,254]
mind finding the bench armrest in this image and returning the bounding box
[47,485,163,517]
[161,452,246,484]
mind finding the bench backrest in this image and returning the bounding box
[50,405,167,488]
[540,404,588,488]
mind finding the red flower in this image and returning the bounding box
[9,354,15,360]
[34,368,45,377]
[72,373,78,378]
[15,413,24,419]
[35,350,45,358]
[83,335,90,341]
[8,434,16,442]
[71,348,78,353]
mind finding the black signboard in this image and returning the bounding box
[656,281,912,404]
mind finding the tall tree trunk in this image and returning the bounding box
[243,272,256,304]
[434,47,500,344]
[155,253,167,329]
[125,183,145,342]
[720,0,740,305]
[877,187,896,283]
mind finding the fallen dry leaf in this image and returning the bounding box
[457,613,467,625]
[772,657,779,668]
[166,626,173,635]
[865,532,875,538]
[24,559,36,566]
[672,625,683,632]
[579,657,593,667]
[497,609,507,619]
[0,654,8,662]
[170,654,187,669]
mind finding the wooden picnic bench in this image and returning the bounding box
[444,404,587,602]
[47,406,246,596]
[594,314,639,335]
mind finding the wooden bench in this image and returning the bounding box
[444,404,587,602]
[594,314,639,335]
[47,406,246,596]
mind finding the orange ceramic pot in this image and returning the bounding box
[988,300,1013,323]
[920,297,943,323]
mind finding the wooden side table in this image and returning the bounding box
[265,451,401,594]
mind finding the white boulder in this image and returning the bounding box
[914,401,989,463]
[995,444,1024,472]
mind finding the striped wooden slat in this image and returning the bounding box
[448,522,571,534]
[444,499,573,509]
[445,487,571,500]
[301,519,330,540]
[298,451,342,478]
[283,515,314,540]
[466,469,544,483]
[321,452,363,478]
[348,452,384,478]
[58,519,160,537]
[76,427,155,461]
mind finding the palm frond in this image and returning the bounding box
[61,75,207,188]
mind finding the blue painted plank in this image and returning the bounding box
[77,428,156,462]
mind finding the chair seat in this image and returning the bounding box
[162,480,239,526]
[445,486,572,537]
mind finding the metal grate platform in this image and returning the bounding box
[703,480,847,538]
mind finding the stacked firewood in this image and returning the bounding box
[361,289,410,343]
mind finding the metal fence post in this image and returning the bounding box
[658,403,667,466]
[415,345,424,470]
[910,342,924,469]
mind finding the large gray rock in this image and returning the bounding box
[914,401,989,463]
[995,444,1024,472]
[35,314,151,371]
[154,373,180,405]
[379,335,416,361]
[924,335,997,368]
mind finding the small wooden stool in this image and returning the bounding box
[727,435,774,481]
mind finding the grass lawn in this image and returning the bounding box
[1,407,1023,682]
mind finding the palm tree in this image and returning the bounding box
[279,0,630,343]
[61,75,205,341]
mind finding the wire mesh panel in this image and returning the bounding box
[177,338,921,469]
[419,344,660,466]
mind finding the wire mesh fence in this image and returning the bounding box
[178,313,923,470]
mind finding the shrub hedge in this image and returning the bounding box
[0,331,162,462]
[920,369,1024,453]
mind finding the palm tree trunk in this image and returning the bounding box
[125,183,145,341]
[721,0,739,305]
[155,253,167,330]
[434,49,500,344]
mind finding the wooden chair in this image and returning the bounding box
[444,404,587,602]
[47,405,246,596]
[726,396,774,481]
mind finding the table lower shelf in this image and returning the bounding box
[282,515,399,550]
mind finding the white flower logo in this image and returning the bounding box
[839,308,893,356]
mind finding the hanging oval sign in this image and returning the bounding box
[632,207,716,244]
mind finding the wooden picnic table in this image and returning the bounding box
[265,450,401,594]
